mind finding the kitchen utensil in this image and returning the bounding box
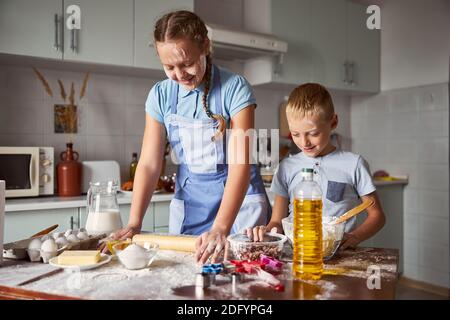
[85,180,122,235]
[81,160,121,193]
[332,199,374,225]
[132,233,197,252]
[17,268,64,286]
[30,224,59,238]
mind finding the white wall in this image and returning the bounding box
[381,0,450,90]
[351,0,450,289]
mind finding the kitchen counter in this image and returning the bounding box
[0,246,399,300]
[5,191,174,213]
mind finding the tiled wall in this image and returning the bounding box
[350,82,449,288]
[0,64,157,183]
[0,61,354,183]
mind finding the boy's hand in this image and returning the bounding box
[339,232,361,250]
[244,222,283,242]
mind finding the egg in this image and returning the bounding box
[40,234,50,242]
[52,232,64,240]
[64,229,74,237]
[76,231,89,240]
[28,238,42,250]
[55,236,69,248]
[40,239,58,252]
[66,234,79,243]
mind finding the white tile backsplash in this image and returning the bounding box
[86,103,126,135]
[419,241,450,274]
[418,189,450,219]
[351,82,449,288]
[87,74,126,105]
[86,135,126,163]
[420,216,449,245]
[124,105,146,135]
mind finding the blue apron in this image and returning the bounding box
[165,65,271,235]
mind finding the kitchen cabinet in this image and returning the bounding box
[0,0,63,60]
[134,0,194,70]
[346,1,380,92]
[62,0,134,66]
[268,0,312,86]
[251,0,379,93]
[3,208,79,243]
[310,0,380,92]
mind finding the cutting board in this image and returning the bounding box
[81,161,121,193]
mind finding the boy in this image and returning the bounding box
[250,83,385,250]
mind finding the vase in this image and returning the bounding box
[57,142,82,197]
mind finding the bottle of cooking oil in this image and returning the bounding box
[130,152,138,182]
[293,168,323,280]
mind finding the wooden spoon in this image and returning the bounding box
[30,224,59,238]
[333,199,374,225]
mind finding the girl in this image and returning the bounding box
[112,11,271,264]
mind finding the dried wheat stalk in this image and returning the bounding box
[79,71,90,100]
[57,79,67,102]
[32,67,53,97]
[69,82,75,106]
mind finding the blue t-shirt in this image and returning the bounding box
[145,66,256,131]
[271,150,376,232]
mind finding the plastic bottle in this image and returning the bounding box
[130,153,138,181]
[292,168,323,280]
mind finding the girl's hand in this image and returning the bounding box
[244,221,283,242]
[99,225,141,254]
[339,232,361,250]
[195,228,228,265]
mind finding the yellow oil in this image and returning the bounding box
[293,198,323,280]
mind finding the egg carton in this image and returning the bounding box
[2,231,107,261]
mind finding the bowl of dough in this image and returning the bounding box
[113,242,159,270]
[227,232,287,261]
[281,216,345,260]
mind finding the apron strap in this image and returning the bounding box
[170,82,179,114]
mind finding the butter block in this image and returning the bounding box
[58,250,101,266]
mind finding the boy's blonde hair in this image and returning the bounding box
[286,83,335,121]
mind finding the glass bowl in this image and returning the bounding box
[113,242,158,270]
[227,232,287,261]
[281,215,345,260]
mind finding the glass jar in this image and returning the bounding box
[85,180,122,235]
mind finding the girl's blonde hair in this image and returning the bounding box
[154,11,225,140]
[286,83,335,121]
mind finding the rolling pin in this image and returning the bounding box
[132,234,198,252]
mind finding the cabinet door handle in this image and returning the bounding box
[70,216,74,229]
[342,62,349,84]
[54,14,61,51]
[348,62,355,86]
[70,19,78,53]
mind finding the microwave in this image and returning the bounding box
[0,147,55,198]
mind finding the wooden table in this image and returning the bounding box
[0,247,398,300]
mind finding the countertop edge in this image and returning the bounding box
[5,193,174,213]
